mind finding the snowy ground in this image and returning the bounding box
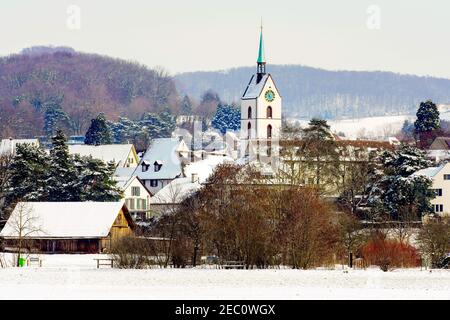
[294,115,414,140]
[1,254,450,300]
[291,110,450,140]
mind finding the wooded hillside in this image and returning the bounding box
[0,47,180,138]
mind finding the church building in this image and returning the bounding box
[241,26,282,161]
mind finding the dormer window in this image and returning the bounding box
[141,160,150,172]
[154,160,163,172]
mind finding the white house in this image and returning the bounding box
[151,155,233,213]
[114,175,152,221]
[413,162,450,217]
[0,138,40,156]
[68,144,139,168]
[133,138,189,194]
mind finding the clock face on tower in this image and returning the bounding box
[264,90,275,102]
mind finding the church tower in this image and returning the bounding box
[241,25,282,160]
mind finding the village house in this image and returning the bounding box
[427,137,450,162]
[0,202,134,253]
[68,144,139,168]
[413,162,450,217]
[151,155,233,214]
[0,138,40,156]
[114,175,153,221]
[131,138,190,194]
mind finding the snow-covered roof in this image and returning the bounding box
[0,139,40,156]
[114,167,137,178]
[68,144,134,167]
[134,138,186,180]
[0,202,127,239]
[242,74,270,99]
[412,164,445,178]
[152,156,233,204]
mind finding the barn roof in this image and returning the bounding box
[68,144,135,167]
[0,202,128,239]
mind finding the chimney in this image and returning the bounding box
[191,173,198,183]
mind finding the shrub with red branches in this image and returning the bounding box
[362,235,420,271]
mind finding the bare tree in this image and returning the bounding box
[337,213,366,267]
[417,217,450,268]
[4,202,43,267]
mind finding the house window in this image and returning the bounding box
[127,198,135,210]
[267,106,272,118]
[142,163,150,172]
[136,199,141,210]
[150,180,158,187]
[444,174,450,180]
[131,186,140,196]
[434,189,443,196]
[267,124,272,139]
[248,106,252,119]
[154,162,162,172]
[247,122,251,139]
[434,204,444,212]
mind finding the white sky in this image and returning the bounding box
[1,0,449,78]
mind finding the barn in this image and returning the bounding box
[0,202,134,253]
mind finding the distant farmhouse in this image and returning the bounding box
[127,138,190,194]
[68,144,139,168]
[114,175,152,221]
[413,162,450,217]
[0,202,133,253]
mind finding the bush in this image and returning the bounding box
[110,236,154,269]
[417,217,450,268]
[362,235,420,271]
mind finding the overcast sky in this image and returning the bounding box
[1,0,449,78]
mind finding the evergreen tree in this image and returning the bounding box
[301,118,338,191]
[43,96,70,137]
[47,129,80,201]
[85,113,113,145]
[372,144,435,220]
[303,118,335,141]
[74,156,122,201]
[6,144,50,205]
[211,104,241,134]
[414,100,440,134]
[180,95,193,115]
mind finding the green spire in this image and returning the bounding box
[257,25,265,63]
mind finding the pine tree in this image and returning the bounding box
[74,156,122,201]
[414,100,440,134]
[6,144,50,205]
[180,95,193,115]
[211,104,241,134]
[372,144,435,220]
[47,129,80,201]
[84,113,113,145]
[301,118,338,190]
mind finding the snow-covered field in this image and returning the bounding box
[291,109,450,140]
[294,115,414,140]
[1,254,450,300]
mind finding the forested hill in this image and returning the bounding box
[175,65,450,119]
[0,47,179,138]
